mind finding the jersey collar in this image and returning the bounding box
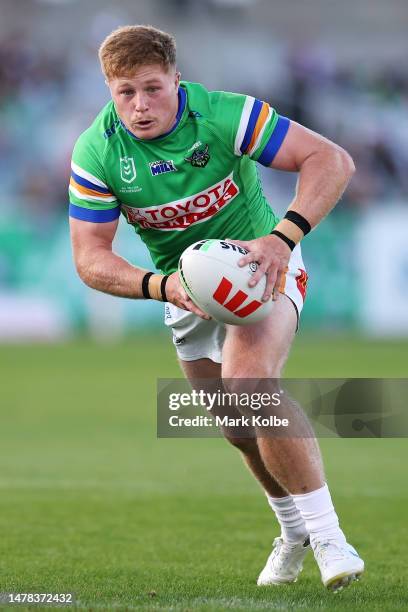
[120,87,187,142]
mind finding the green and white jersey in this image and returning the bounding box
[69,81,290,274]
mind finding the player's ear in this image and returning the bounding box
[175,70,181,88]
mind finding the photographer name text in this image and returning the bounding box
[168,415,289,427]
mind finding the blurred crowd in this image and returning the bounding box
[0,28,407,225]
[282,46,408,207]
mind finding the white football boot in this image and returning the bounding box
[312,539,364,591]
[257,536,310,585]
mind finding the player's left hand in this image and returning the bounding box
[166,271,211,319]
[226,235,292,302]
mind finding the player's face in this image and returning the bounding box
[108,65,180,140]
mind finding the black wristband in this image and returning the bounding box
[284,210,312,236]
[141,272,154,299]
[160,275,169,302]
[271,230,296,251]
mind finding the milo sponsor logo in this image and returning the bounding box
[121,173,239,231]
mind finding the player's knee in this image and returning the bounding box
[224,435,257,454]
[221,375,282,418]
[222,372,257,395]
[222,373,281,396]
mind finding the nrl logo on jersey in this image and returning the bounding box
[120,157,137,183]
[184,143,210,168]
[149,159,178,176]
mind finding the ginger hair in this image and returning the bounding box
[99,25,176,80]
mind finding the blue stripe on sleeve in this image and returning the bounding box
[69,203,121,222]
[257,116,290,166]
[240,98,263,154]
[71,170,111,194]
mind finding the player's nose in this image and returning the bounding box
[133,93,149,112]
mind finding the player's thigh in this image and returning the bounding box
[180,357,220,381]
[222,293,298,379]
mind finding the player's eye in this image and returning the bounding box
[146,87,160,93]
[120,90,134,97]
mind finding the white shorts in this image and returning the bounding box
[164,244,308,363]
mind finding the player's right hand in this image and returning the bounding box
[166,272,211,320]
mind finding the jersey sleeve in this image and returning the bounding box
[68,133,121,223]
[225,93,290,166]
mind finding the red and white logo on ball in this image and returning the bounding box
[213,277,262,318]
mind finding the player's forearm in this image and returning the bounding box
[289,143,355,228]
[75,247,147,299]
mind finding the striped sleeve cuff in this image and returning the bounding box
[256,116,291,166]
[69,203,121,223]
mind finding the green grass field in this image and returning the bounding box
[1,335,407,611]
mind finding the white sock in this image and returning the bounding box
[292,483,346,545]
[266,493,308,543]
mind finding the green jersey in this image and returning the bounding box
[69,81,290,274]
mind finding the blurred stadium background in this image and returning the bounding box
[1,1,408,609]
[1,0,408,340]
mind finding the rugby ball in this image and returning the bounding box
[178,239,273,325]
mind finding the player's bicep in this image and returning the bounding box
[70,217,119,262]
[269,121,334,172]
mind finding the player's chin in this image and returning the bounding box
[131,123,159,139]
